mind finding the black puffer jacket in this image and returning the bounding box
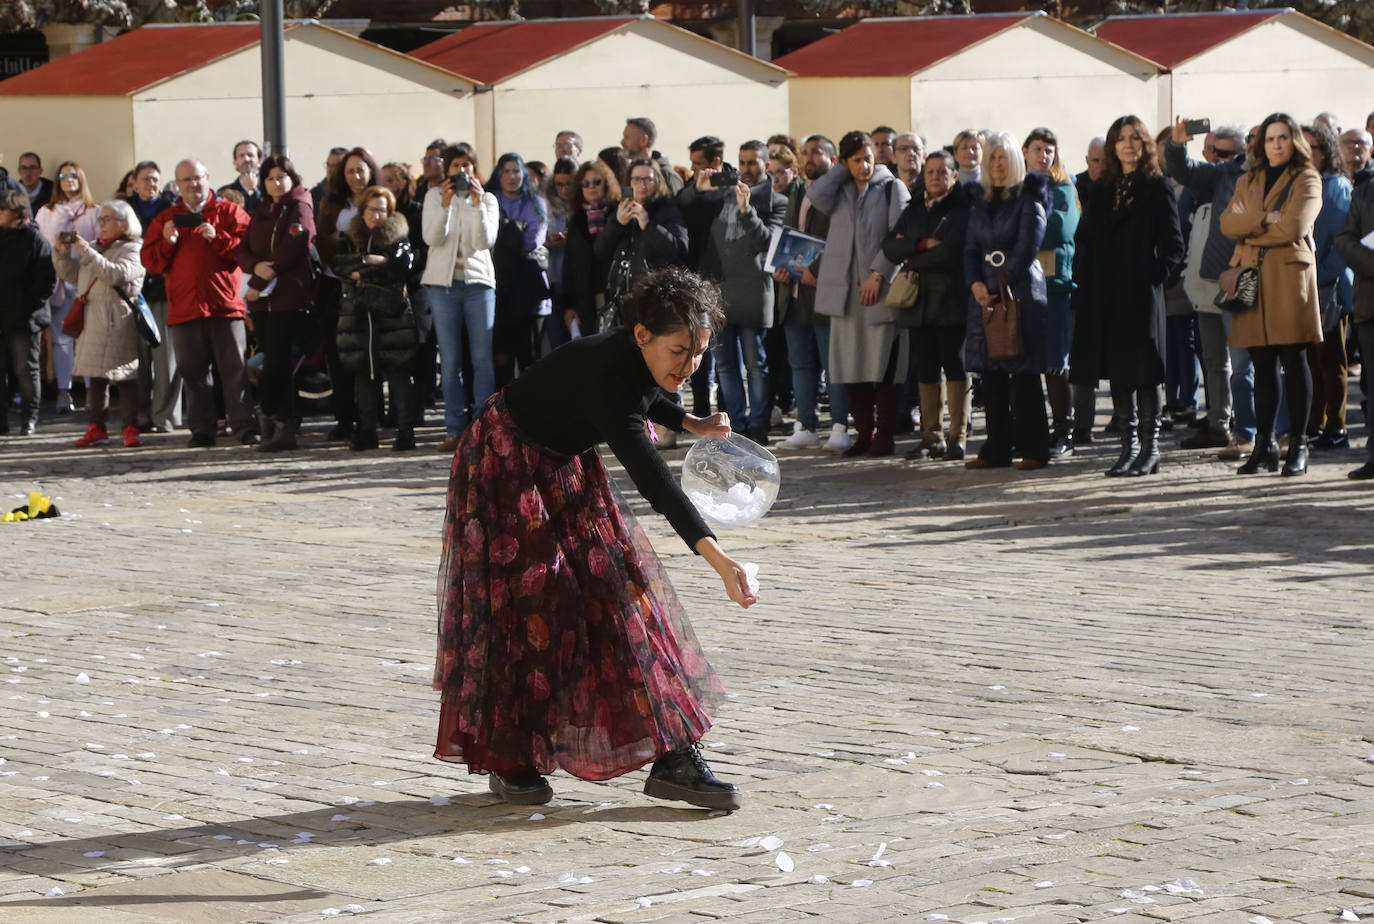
[0,221,57,333]
[333,212,416,377]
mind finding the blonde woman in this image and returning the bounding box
[35,160,100,413]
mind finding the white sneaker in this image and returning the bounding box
[779,422,822,449]
[824,423,852,453]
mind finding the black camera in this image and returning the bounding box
[448,173,471,193]
[708,164,740,188]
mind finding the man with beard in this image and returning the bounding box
[772,134,851,451]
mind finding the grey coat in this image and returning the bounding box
[679,179,786,328]
[806,163,911,324]
[55,237,145,382]
[1334,178,1374,325]
[1164,140,1247,280]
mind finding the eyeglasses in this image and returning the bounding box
[580,179,604,188]
[423,155,443,163]
[58,173,79,180]
[894,145,921,154]
[628,175,657,184]
[767,169,793,178]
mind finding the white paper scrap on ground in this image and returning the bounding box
[1035,880,1053,888]
[368,857,391,866]
[851,879,873,888]
[776,851,794,872]
[1339,910,1359,921]
[1248,917,1274,924]
[759,835,783,851]
[807,875,828,884]
[1164,878,1204,895]
[1120,889,1157,904]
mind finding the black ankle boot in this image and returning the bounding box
[1237,437,1280,474]
[644,743,742,811]
[488,767,553,805]
[1281,438,1308,477]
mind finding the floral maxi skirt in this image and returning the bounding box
[433,394,724,781]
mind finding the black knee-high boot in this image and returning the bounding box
[1126,385,1162,476]
[1105,382,1138,477]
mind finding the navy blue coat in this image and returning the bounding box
[962,174,1050,375]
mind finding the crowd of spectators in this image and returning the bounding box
[2,107,1373,479]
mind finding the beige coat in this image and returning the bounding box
[55,237,146,382]
[1218,165,1322,349]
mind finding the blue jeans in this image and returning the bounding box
[783,316,848,431]
[1222,310,1256,442]
[427,280,495,436]
[1165,314,1202,412]
[714,324,769,431]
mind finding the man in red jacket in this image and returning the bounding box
[141,158,255,447]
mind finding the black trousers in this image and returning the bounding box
[1250,343,1311,442]
[978,371,1049,464]
[315,277,354,428]
[911,325,967,384]
[2,323,41,427]
[251,309,304,421]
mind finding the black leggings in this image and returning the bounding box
[1250,343,1311,442]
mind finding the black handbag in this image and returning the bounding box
[1215,172,1298,313]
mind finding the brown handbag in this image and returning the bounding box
[982,272,1023,362]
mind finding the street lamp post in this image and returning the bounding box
[261,0,287,157]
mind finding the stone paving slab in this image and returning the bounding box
[2,406,1374,922]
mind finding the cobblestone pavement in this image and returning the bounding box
[2,405,1373,924]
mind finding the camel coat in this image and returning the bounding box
[1218,165,1322,348]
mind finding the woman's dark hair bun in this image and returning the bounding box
[621,266,726,339]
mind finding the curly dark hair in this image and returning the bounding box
[621,266,725,340]
[1102,115,1162,184]
[1300,122,1343,177]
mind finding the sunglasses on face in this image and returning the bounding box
[1206,145,1239,159]
[581,179,604,188]
[58,173,79,180]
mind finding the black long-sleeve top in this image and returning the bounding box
[502,327,714,551]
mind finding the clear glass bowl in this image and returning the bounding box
[681,432,780,528]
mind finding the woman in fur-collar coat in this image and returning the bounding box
[333,186,417,452]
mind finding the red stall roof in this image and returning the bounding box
[1093,11,1281,69]
[410,17,636,84]
[0,23,269,96]
[773,13,1034,78]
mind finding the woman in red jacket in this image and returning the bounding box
[236,155,316,451]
